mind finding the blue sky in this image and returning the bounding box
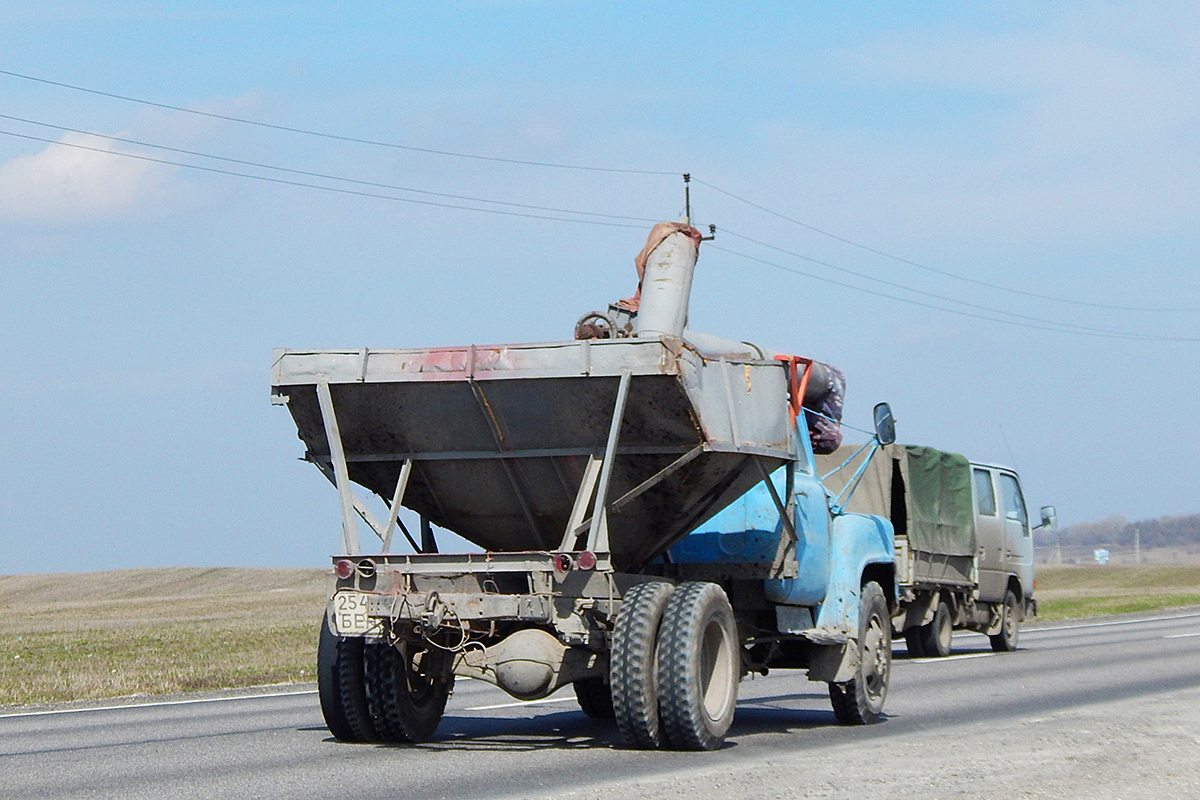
[2,2,1198,574]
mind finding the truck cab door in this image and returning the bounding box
[998,472,1034,597]
[972,467,1007,602]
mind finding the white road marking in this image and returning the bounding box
[465,696,577,712]
[6,612,1197,721]
[907,652,997,664]
[1027,611,1200,634]
[0,689,318,720]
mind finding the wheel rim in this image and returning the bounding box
[402,645,445,708]
[1005,596,1019,644]
[861,610,889,703]
[698,616,734,722]
[936,609,952,653]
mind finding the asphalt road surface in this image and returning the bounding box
[3,610,1199,800]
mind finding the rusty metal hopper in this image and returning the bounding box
[271,337,796,571]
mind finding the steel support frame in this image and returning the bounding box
[314,381,420,555]
[316,382,360,555]
[556,370,633,554]
[468,378,546,546]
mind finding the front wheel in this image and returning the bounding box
[989,590,1021,652]
[830,581,891,725]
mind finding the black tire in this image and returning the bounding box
[317,615,376,742]
[573,677,615,719]
[610,581,674,748]
[364,640,454,743]
[904,627,926,658]
[829,581,891,725]
[656,582,740,751]
[989,589,1021,652]
[918,601,953,658]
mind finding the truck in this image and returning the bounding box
[815,445,1056,657]
[271,221,914,751]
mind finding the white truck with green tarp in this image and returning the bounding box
[817,444,1055,657]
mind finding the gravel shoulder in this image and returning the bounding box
[549,684,1200,800]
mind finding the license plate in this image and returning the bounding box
[331,591,382,636]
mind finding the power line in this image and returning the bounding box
[0,67,679,177]
[5,67,1195,315]
[3,65,1193,331]
[0,129,649,229]
[3,126,1193,339]
[708,244,1200,342]
[0,113,661,224]
[696,178,1199,313]
[719,228,1169,340]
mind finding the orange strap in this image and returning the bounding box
[774,355,814,425]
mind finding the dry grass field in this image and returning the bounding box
[1034,564,1200,620]
[0,568,328,708]
[2,563,1198,709]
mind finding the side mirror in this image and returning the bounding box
[873,403,896,446]
[1037,505,1057,531]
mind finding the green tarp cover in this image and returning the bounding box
[815,444,976,557]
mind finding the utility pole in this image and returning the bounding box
[1133,526,1141,565]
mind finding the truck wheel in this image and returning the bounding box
[989,590,1021,652]
[904,627,926,658]
[317,615,376,742]
[364,640,454,743]
[829,581,891,725]
[918,601,953,658]
[573,677,615,719]
[656,582,739,751]
[611,581,674,748]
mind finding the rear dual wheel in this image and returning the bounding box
[610,581,740,751]
[317,615,375,742]
[364,640,454,743]
[316,615,454,744]
[573,676,615,719]
[919,601,953,657]
[656,582,740,751]
[989,589,1021,652]
[610,581,674,747]
[905,599,952,658]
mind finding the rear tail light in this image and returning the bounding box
[334,559,354,580]
[576,551,597,570]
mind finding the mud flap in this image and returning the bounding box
[807,640,859,684]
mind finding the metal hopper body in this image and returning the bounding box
[281,225,899,748]
[271,336,795,571]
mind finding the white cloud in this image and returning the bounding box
[745,4,1200,246]
[0,132,174,222]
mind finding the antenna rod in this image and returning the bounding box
[683,173,691,223]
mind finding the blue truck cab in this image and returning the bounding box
[663,406,898,723]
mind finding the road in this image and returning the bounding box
[3,610,1199,800]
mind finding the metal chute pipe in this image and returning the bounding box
[633,223,703,339]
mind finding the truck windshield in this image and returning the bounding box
[1000,473,1028,530]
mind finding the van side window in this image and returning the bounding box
[973,469,997,516]
[1000,473,1028,531]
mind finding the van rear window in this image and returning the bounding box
[973,469,997,516]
